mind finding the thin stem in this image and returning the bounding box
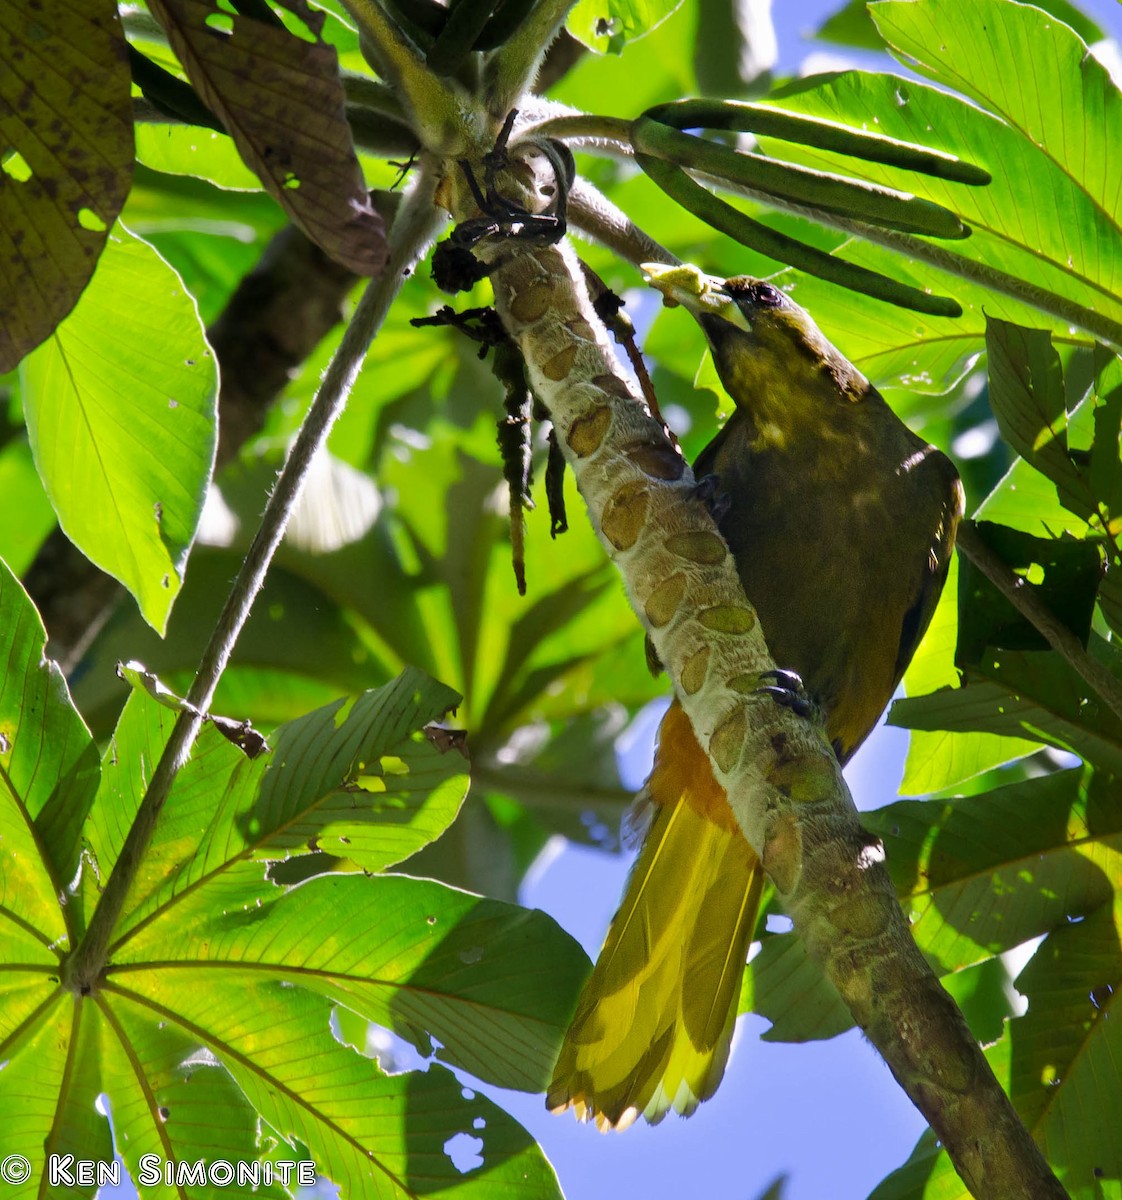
[483,0,576,117]
[956,522,1122,725]
[522,112,633,151]
[346,105,422,156]
[341,72,410,123]
[341,0,471,153]
[63,162,443,993]
[860,225,1122,351]
[661,164,1122,339]
[567,177,676,268]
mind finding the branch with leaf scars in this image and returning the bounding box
[446,132,1065,1192]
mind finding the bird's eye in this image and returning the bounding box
[748,282,783,307]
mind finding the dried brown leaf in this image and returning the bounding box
[148,0,387,275]
[0,0,133,371]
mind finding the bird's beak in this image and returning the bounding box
[642,263,750,333]
[698,310,746,351]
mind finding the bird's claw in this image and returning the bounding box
[756,669,815,718]
[694,474,730,522]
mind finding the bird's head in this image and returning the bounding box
[643,264,872,421]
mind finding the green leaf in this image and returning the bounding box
[71,550,390,735]
[1005,907,1122,1187]
[567,0,683,51]
[3,663,577,1194]
[134,123,264,191]
[0,996,112,1200]
[899,722,1039,797]
[898,560,1122,783]
[117,871,590,1094]
[96,996,287,1197]
[147,0,386,275]
[0,769,69,957]
[873,0,1122,339]
[19,225,218,634]
[892,640,1122,775]
[985,318,1069,473]
[114,659,269,756]
[739,931,853,1041]
[900,554,1040,793]
[759,56,1122,346]
[1088,348,1122,522]
[814,0,886,51]
[374,433,657,736]
[871,0,1116,226]
[249,667,468,870]
[86,693,265,937]
[474,708,631,850]
[554,2,697,108]
[116,660,194,713]
[973,454,1093,542]
[877,901,1122,1196]
[1029,0,1104,46]
[866,769,1121,974]
[0,438,54,575]
[940,956,1018,1047]
[983,319,1110,527]
[868,1130,947,1199]
[956,523,1100,668]
[480,568,615,730]
[113,978,563,1199]
[0,559,99,944]
[0,0,133,371]
[744,766,1120,1048]
[98,668,468,942]
[751,1177,790,1200]
[71,426,658,764]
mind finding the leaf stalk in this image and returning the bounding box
[62,163,443,992]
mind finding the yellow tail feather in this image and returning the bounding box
[548,701,763,1130]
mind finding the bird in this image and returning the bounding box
[548,269,965,1131]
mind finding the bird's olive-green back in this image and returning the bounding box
[695,290,963,763]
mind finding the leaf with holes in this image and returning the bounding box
[867,769,1122,973]
[0,0,133,371]
[0,565,579,1196]
[147,0,386,275]
[739,929,853,1042]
